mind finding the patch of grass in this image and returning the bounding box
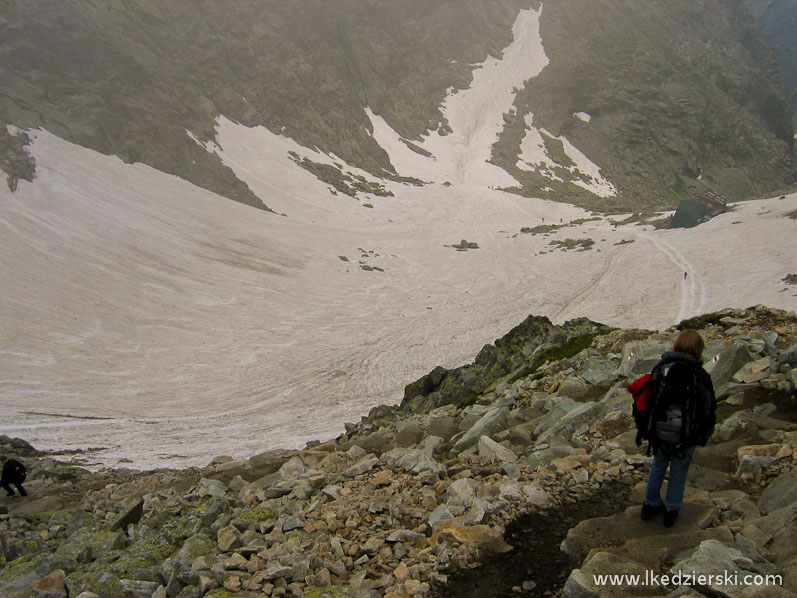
[676,312,726,330]
[549,237,595,251]
[781,273,797,285]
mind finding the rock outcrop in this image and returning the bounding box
[1,305,796,597]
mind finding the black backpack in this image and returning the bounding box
[643,357,714,453]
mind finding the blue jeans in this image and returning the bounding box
[644,446,696,511]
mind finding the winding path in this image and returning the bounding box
[637,230,706,323]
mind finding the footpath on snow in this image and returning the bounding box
[1,305,796,598]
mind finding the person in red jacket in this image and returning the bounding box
[1,455,28,497]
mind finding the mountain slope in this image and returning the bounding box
[0,0,793,210]
[749,0,797,130]
[496,0,794,209]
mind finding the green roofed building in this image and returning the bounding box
[671,199,707,228]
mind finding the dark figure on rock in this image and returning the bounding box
[1,455,28,497]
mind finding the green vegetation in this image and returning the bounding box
[549,238,595,251]
[676,313,727,330]
[239,504,278,523]
[782,273,797,285]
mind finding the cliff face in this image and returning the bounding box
[497,0,795,209]
[748,0,797,130]
[1,306,796,597]
[1,0,793,210]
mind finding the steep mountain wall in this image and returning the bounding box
[752,0,797,129]
[497,0,795,209]
[0,0,793,210]
[0,0,530,206]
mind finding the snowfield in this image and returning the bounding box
[1,6,795,469]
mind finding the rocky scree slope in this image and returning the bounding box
[0,0,793,210]
[1,305,797,598]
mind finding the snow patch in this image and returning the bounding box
[517,114,616,197]
[367,6,548,188]
[573,112,592,123]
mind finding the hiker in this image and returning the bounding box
[684,271,688,279]
[640,329,716,527]
[1,455,28,497]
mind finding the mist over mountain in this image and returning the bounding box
[0,0,794,210]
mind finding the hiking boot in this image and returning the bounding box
[641,502,664,520]
[663,509,679,527]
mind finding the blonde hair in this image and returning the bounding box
[673,329,705,358]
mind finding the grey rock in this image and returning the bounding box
[446,478,477,507]
[429,504,454,526]
[353,428,394,456]
[380,448,440,474]
[618,340,665,377]
[247,449,294,477]
[736,455,778,479]
[173,534,218,568]
[450,407,510,457]
[396,421,424,447]
[199,478,229,499]
[278,456,306,479]
[562,569,600,598]
[581,358,618,386]
[478,436,517,464]
[120,579,160,598]
[671,539,757,598]
[427,417,458,442]
[758,468,797,515]
[705,343,756,395]
[779,343,797,367]
[110,498,144,532]
[341,456,379,477]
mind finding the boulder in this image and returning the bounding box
[563,552,657,598]
[670,540,759,598]
[705,343,756,395]
[450,407,510,457]
[379,448,440,475]
[427,416,458,442]
[561,502,720,561]
[352,428,395,455]
[435,525,512,554]
[396,421,424,447]
[757,468,797,515]
[446,478,477,507]
[109,498,144,532]
[733,357,775,384]
[618,340,665,377]
[778,343,797,367]
[581,358,619,386]
[246,449,295,478]
[341,456,379,477]
[478,436,517,464]
[119,579,160,598]
[32,569,67,598]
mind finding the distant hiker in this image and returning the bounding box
[684,271,688,279]
[637,330,716,527]
[1,455,28,497]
